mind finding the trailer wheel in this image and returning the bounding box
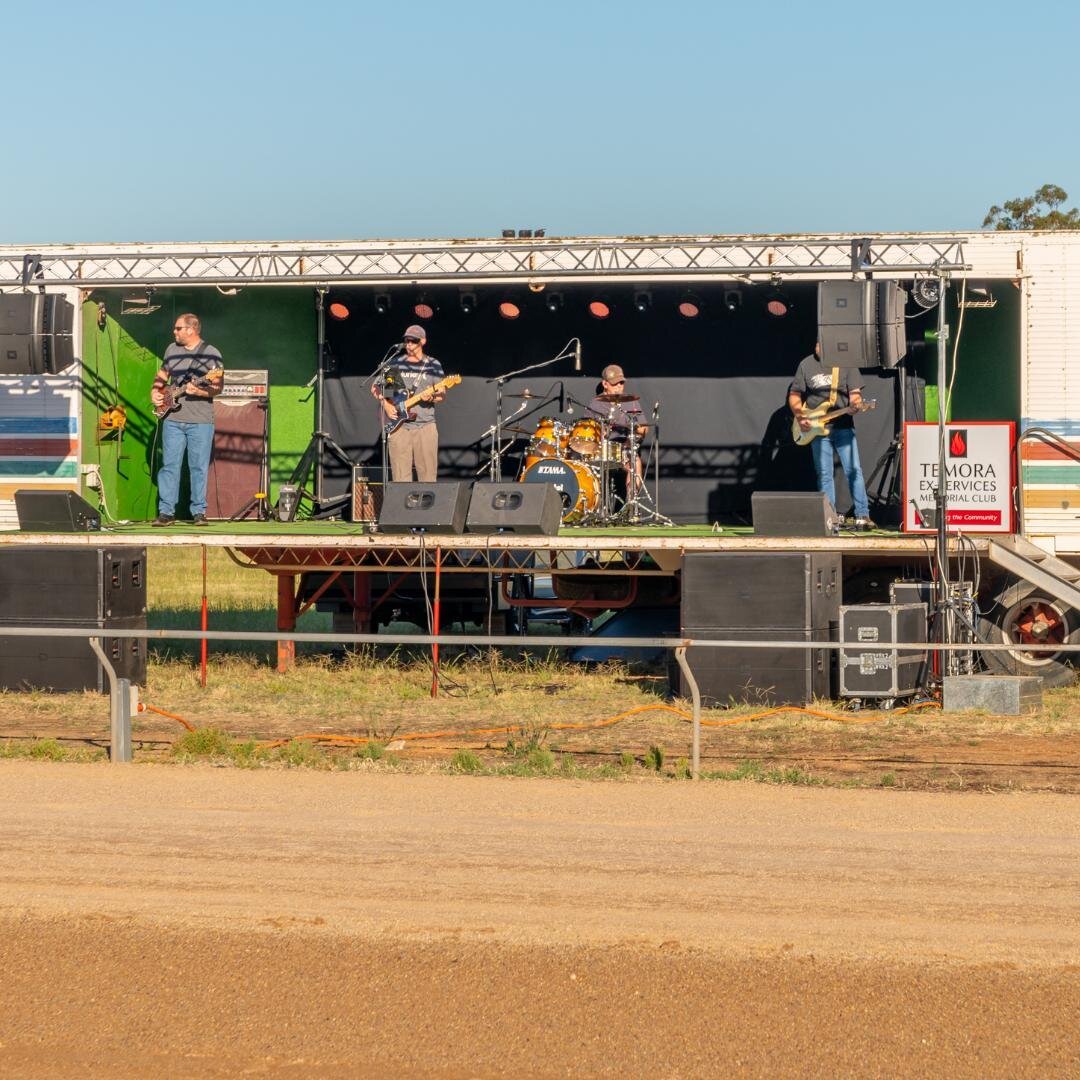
[978,580,1080,688]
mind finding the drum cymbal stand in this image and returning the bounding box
[610,429,674,527]
[486,339,576,480]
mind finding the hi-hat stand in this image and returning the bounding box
[282,288,355,519]
[609,427,674,526]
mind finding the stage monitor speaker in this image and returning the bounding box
[15,489,102,532]
[377,481,471,534]
[466,482,562,535]
[752,491,837,537]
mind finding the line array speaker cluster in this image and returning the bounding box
[0,293,74,375]
[818,281,908,369]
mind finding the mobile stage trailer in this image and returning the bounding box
[1,230,1078,691]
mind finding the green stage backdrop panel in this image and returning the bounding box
[81,289,316,521]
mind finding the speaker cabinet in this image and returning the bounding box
[682,628,833,707]
[818,281,908,368]
[0,547,146,622]
[751,491,837,537]
[0,336,36,374]
[0,546,148,692]
[0,294,74,374]
[466,482,562,535]
[0,293,40,335]
[679,552,841,706]
[682,552,842,631]
[0,619,147,692]
[15,489,102,532]
[377,481,471,533]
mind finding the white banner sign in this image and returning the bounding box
[902,421,1015,533]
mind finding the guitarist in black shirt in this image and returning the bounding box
[787,342,874,531]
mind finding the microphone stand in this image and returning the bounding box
[366,344,405,490]
[486,339,578,481]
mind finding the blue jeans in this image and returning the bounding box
[158,420,214,517]
[810,426,869,520]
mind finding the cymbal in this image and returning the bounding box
[505,391,537,399]
[505,426,534,435]
[596,392,640,403]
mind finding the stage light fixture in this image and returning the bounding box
[911,277,941,310]
[634,291,652,313]
[374,293,391,315]
[518,228,533,239]
[413,298,436,320]
[535,228,546,238]
[765,290,791,318]
[328,301,351,321]
[501,229,515,238]
[546,291,564,313]
[724,289,742,312]
[588,300,611,319]
[677,294,701,318]
[498,301,521,320]
[459,291,477,315]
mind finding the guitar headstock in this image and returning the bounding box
[443,374,462,389]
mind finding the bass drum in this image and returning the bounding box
[520,456,598,524]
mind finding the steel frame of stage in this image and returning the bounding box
[2,236,968,288]
[0,528,991,673]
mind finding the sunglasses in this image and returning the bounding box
[404,337,421,344]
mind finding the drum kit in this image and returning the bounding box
[502,392,672,526]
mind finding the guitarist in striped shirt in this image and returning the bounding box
[787,342,874,531]
[371,324,446,482]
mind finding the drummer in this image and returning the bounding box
[588,363,647,494]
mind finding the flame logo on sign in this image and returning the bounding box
[949,430,968,457]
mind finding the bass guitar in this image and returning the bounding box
[792,399,876,447]
[154,369,224,420]
[383,374,462,436]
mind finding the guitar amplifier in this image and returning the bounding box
[351,466,382,525]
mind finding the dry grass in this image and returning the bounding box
[0,547,1078,788]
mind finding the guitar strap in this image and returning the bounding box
[825,366,840,409]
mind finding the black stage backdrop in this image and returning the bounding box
[319,283,925,525]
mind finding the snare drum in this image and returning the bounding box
[520,456,599,523]
[568,417,603,457]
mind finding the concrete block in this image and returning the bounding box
[942,675,1043,715]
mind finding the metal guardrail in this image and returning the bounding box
[1,626,1069,776]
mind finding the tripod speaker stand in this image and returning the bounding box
[281,289,356,520]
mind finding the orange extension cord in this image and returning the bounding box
[139,698,940,748]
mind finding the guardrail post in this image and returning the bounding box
[674,645,701,780]
[88,636,132,763]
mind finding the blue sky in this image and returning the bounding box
[3,0,1078,243]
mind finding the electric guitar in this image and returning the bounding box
[792,400,876,446]
[383,374,461,435]
[154,369,224,420]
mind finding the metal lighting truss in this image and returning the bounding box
[0,236,968,288]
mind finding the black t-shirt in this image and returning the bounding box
[789,355,855,429]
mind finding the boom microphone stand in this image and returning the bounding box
[283,288,356,518]
[486,339,579,481]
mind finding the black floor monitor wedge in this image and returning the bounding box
[377,482,471,534]
[15,489,102,532]
[466,482,562,535]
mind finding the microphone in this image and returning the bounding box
[573,339,582,372]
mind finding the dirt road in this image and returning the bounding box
[0,763,1077,1077]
